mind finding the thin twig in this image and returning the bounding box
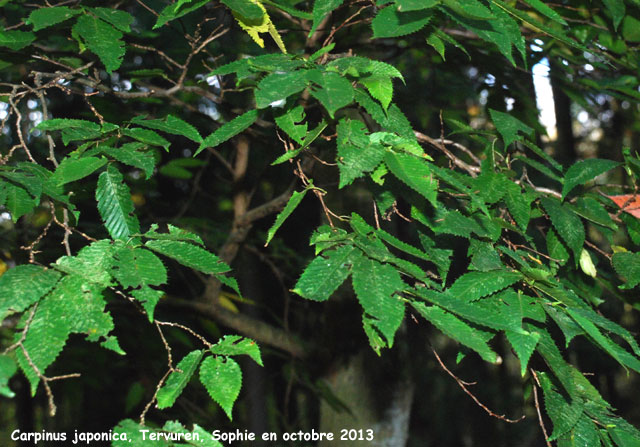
[531,370,553,447]
[431,347,524,423]
[156,321,213,348]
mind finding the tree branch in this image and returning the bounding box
[165,298,307,358]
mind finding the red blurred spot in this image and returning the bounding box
[607,194,640,218]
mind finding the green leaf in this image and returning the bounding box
[55,240,115,287]
[73,15,125,73]
[621,16,640,42]
[101,336,125,355]
[442,0,494,19]
[427,27,470,59]
[88,7,134,32]
[426,32,446,59]
[612,252,640,288]
[26,7,80,31]
[384,152,438,206]
[48,275,113,340]
[154,0,210,29]
[157,350,204,409]
[123,128,170,150]
[352,256,405,347]
[307,70,354,118]
[547,227,569,265]
[0,355,17,398]
[15,294,71,394]
[50,156,106,185]
[131,286,163,322]
[35,118,101,134]
[533,328,607,404]
[144,223,205,246]
[541,197,584,261]
[418,234,453,282]
[427,209,477,238]
[570,307,640,357]
[211,335,263,366]
[412,302,498,363]
[395,0,439,12]
[336,119,385,188]
[469,241,503,271]
[566,308,640,374]
[504,182,533,230]
[309,0,344,37]
[377,228,431,262]
[491,0,589,54]
[99,143,156,179]
[308,42,335,62]
[522,140,563,173]
[245,53,303,72]
[262,0,312,20]
[358,60,403,110]
[131,115,203,143]
[505,330,539,377]
[448,271,522,301]
[571,196,615,229]
[355,89,415,139]
[113,246,167,288]
[255,72,308,109]
[293,245,360,301]
[489,109,534,148]
[271,121,327,165]
[4,183,38,222]
[562,159,619,199]
[265,189,308,246]
[443,4,523,66]
[363,315,387,356]
[199,356,242,420]
[0,265,61,319]
[221,0,264,20]
[145,240,231,274]
[514,155,563,183]
[0,169,42,199]
[0,30,36,50]
[96,166,140,240]
[218,275,242,297]
[372,7,433,38]
[196,110,258,155]
[521,0,567,25]
[622,213,640,245]
[538,372,584,441]
[274,105,307,144]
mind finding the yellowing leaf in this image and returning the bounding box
[232,0,287,53]
[218,294,240,313]
[579,249,596,278]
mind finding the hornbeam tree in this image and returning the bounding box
[1,0,640,445]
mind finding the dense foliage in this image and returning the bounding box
[2,0,640,445]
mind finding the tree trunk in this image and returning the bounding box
[550,62,577,165]
[319,350,414,447]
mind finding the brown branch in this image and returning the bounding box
[415,131,480,177]
[156,320,213,348]
[531,370,553,447]
[238,184,296,226]
[431,347,524,424]
[165,298,306,358]
[140,369,171,425]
